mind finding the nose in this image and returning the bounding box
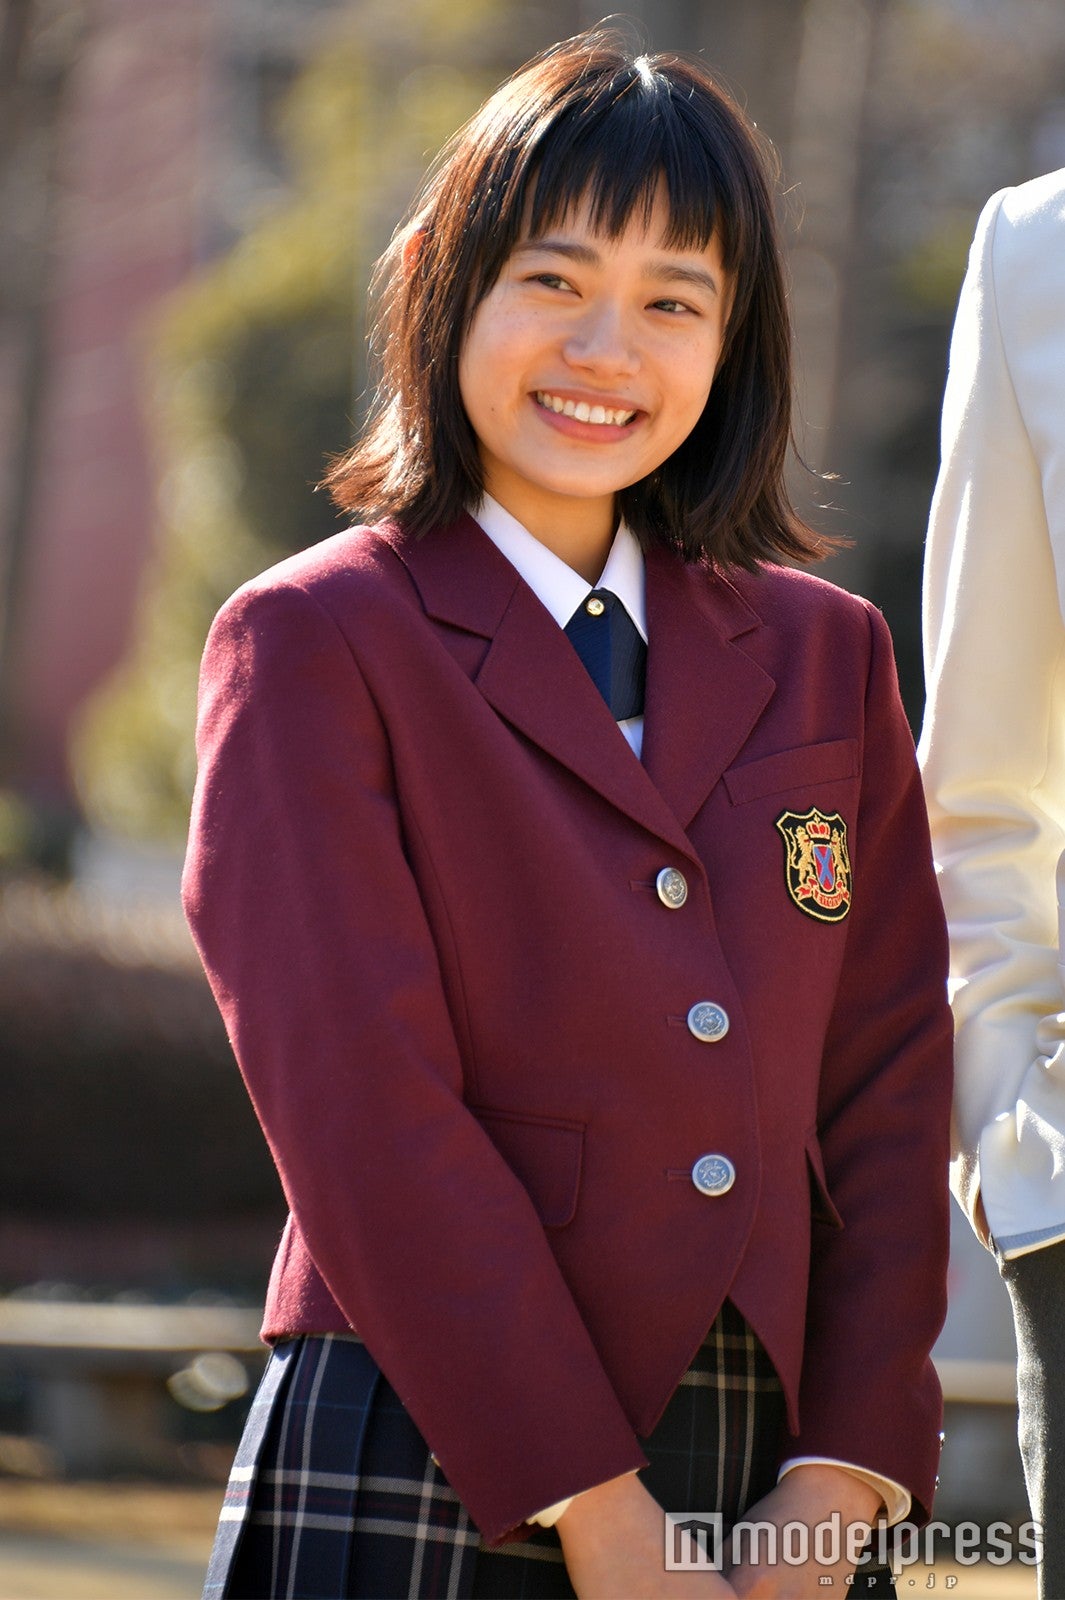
[562,299,640,376]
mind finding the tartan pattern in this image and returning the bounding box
[203,1337,300,1599]
[214,1333,478,1600]
[204,1302,895,1599]
[470,1300,786,1600]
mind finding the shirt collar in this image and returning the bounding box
[473,494,647,642]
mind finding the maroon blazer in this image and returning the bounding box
[183,512,952,1542]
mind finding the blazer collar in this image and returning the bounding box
[383,514,774,847]
[473,494,647,639]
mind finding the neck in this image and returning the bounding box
[535,520,615,585]
[487,490,617,585]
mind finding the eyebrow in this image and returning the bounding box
[512,238,721,297]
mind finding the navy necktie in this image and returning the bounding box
[563,589,647,719]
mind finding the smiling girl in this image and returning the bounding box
[184,28,952,1600]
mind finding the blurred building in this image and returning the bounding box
[0,0,351,856]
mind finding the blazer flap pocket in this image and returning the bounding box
[724,739,859,807]
[471,1106,584,1228]
[806,1132,844,1229]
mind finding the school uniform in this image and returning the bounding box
[184,504,951,1596]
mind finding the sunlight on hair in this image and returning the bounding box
[633,55,656,89]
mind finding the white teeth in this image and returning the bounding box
[536,392,636,426]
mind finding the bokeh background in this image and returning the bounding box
[1,0,1062,1592]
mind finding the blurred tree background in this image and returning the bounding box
[73,0,508,841]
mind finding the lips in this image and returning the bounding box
[535,390,638,427]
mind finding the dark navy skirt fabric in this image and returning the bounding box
[203,1303,895,1599]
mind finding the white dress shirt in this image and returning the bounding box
[475,494,647,757]
[472,495,909,1527]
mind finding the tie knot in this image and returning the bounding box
[581,589,615,619]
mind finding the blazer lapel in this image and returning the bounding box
[641,548,775,830]
[387,516,775,847]
[387,515,694,855]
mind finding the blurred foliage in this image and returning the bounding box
[0,878,276,1223]
[0,785,78,878]
[893,215,976,312]
[0,788,35,863]
[72,0,498,843]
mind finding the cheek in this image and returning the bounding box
[456,335,488,431]
[458,335,508,456]
[672,348,719,428]
[459,313,509,409]
[664,376,714,444]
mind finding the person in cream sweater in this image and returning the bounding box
[921,168,1065,1599]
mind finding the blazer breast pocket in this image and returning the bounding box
[470,1106,585,1228]
[723,739,859,807]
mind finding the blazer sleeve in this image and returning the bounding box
[181,578,647,1542]
[789,601,953,1522]
[919,181,1065,1255]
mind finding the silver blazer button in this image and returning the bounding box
[691,1154,737,1196]
[655,867,689,909]
[687,1002,730,1042]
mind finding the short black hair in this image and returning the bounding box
[324,26,830,570]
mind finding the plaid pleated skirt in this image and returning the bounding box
[203,1300,895,1599]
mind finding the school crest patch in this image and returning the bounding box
[775,808,852,922]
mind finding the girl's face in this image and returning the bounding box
[458,183,730,545]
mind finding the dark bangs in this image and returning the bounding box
[519,71,761,336]
[323,29,831,571]
[469,61,737,283]
[526,79,724,254]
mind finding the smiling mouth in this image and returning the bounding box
[535,391,637,427]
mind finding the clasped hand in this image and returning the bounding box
[555,1464,885,1599]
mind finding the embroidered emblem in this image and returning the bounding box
[775,808,852,922]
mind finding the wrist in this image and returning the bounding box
[556,1471,658,1568]
[778,1462,884,1525]
[556,1470,646,1536]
